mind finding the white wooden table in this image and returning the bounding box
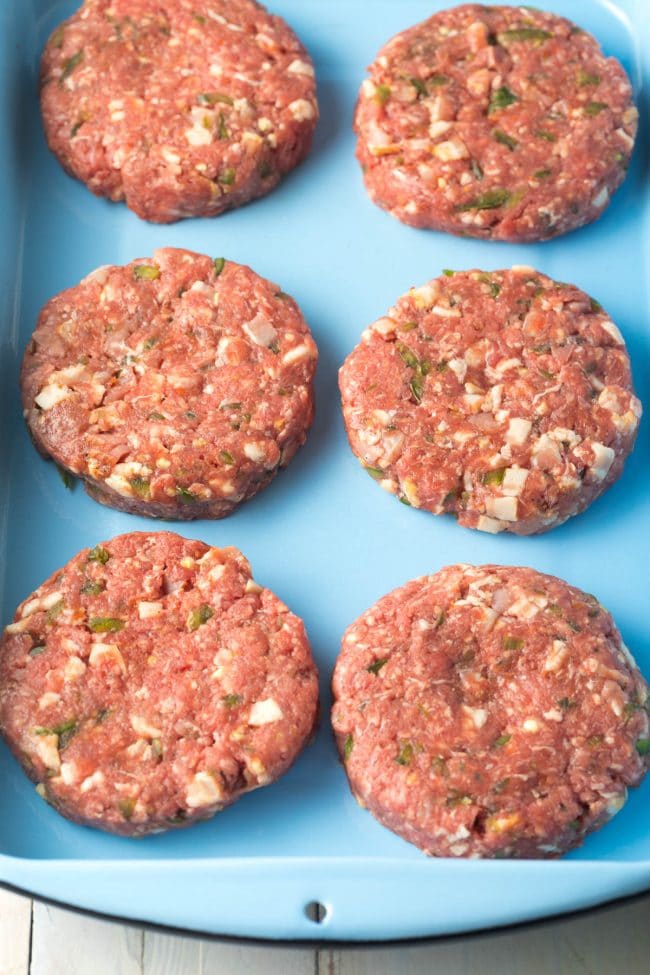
[1,887,648,974]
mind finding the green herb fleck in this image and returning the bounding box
[493,129,518,150]
[219,167,236,185]
[147,411,165,421]
[534,168,552,179]
[584,101,608,117]
[502,636,524,652]
[494,733,512,748]
[176,486,197,504]
[396,742,414,766]
[50,25,65,48]
[46,600,64,623]
[367,657,388,676]
[222,693,243,708]
[636,739,650,756]
[396,342,419,369]
[80,580,104,596]
[70,117,86,137]
[482,467,506,486]
[375,83,391,104]
[143,335,158,350]
[399,319,418,330]
[57,466,75,490]
[493,777,510,793]
[344,734,354,761]
[497,27,552,44]
[60,49,83,84]
[365,466,385,480]
[187,604,214,631]
[470,158,484,180]
[36,719,77,750]
[219,450,234,465]
[275,291,292,301]
[431,756,449,776]
[133,264,160,281]
[446,791,473,807]
[577,70,601,86]
[590,297,602,312]
[429,74,448,87]
[558,697,577,711]
[442,269,456,277]
[198,91,234,105]
[216,112,229,139]
[535,129,557,142]
[213,257,225,277]
[29,645,47,657]
[129,476,150,498]
[456,188,512,212]
[488,86,518,114]
[477,273,501,298]
[88,617,125,634]
[409,376,424,403]
[118,798,136,820]
[88,544,110,564]
[409,76,428,98]
[587,735,603,747]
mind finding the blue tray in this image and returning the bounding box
[1,0,649,943]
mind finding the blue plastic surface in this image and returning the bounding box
[0,0,649,942]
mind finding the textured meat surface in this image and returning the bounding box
[354,4,637,241]
[339,267,641,535]
[332,565,650,859]
[0,532,319,836]
[40,0,318,222]
[21,247,318,519]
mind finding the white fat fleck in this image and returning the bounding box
[492,357,522,375]
[245,579,263,594]
[408,283,438,309]
[248,698,283,726]
[523,718,540,733]
[599,319,624,344]
[35,384,70,410]
[432,138,468,161]
[244,442,266,463]
[89,643,126,674]
[80,770,105,793]
[288,98,316,121]
[186,771,223,809]
[502,467,528,496]
[447,358,467,382]
[283,343,312,365]
[549,427,581,447]
[38,692,61,709]
[42,591,64,610]
[506,418,531,446]
[242,313,278,348]
[370,317,397,337]
[429,120,453,139]
[64,656,86,681]
[287,59,314,77]
[138,600,163,619]
[431,304,461,318]
[543,708,564,722]
[511,265,536,274]
[485,496,518,522]
[463,705,488,729]
[131,715,162,738]
[605,791,627,819]
[592,187,609,208]
[544,640,570,673]
[476,515,506,534]
[507,593,544,619]
[35,734,60,771]
[589,442,615,480]
[186,124,212,147]
[20,597,42,618]
[59,761,78,786]
[5,617,33,634]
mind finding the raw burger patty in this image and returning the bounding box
[0,532,319,836]
[21,247,318,520]
[339,267,641,535]
[355,4,637,241]
[332,564,650,859]
[40,0,318,223]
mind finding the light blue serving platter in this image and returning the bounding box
[1,0,649,943]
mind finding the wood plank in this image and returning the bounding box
[0,889,31,975]
[142,931,201,975]
[318,895,650,975]
[29,902,143,975]
[202,941,315,974]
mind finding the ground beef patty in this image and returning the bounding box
[332,564,650,859]
[0,532,319,836]
[354,4,637,241]
[21,247,318,519]
[40,0,317,223]
[339,267,641,535]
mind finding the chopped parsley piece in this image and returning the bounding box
[584,101,608,117]
[176,486,197,504]
[482,467,506,486]
[364,465,385,480]
[60,49,84,84]
[502,636,524,652]
[88,617,125,633]
[29,645,47,657]
[118,798,136,820]
[36,719,77,750]
[188,604,214,631]
[375,83,391,104]
[636,739,650,756]
[396,742,414,766]
[558,697,577,711]
[534,168,552,179]
[366,657,388,675]
[494,733,512,748]
[133,264,160,281]
[534,129,557,142]
[497,27,552,44]
[129,476,151,498]
[470,158,484,180]
[57,466,75,490]
[88,544,110,564]
[493,128,518,150]
[213,257,225,276]
[488,86,518,114]
[577,70,601,86]
[219,450,234,465]
[219,167,236,185]
[409,76,428,98]
[80,580,104,596]
[222,694,243,708]
[46,600,64,623]
[456,188,511,212]
[198,91,234,105]
[343,734,354,761]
